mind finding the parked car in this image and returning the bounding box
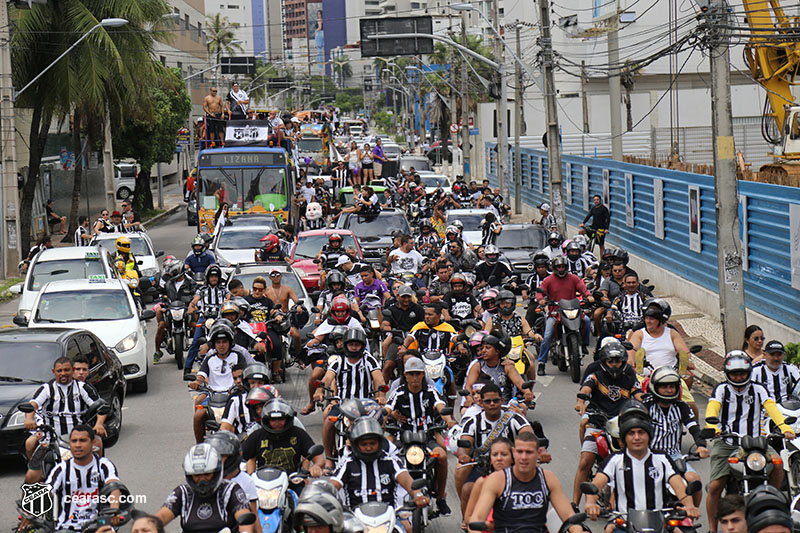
[381,143,402,161]
[20,278,155,393]
[210,223,279,268]
[17,246,118,323]
[187,195,198,226]
[335,208,411,263]
[495,224,549,280]
[418,174,452,196]
[91,232,164,297]
[114,162,138,200]
[291,229,364,290]
[0,328,127,455]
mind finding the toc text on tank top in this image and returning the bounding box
[493,466,550,533]
[641,327,676,372]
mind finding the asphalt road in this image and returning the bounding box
[0,210,712,532]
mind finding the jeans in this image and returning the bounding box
[185,324,204,371]
[537,314,591,363]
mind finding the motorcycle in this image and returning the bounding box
[471,512,589,533]
[194,384,232,435]
[252,453,320,533]
[162,298,191,369]
[507,336,538,381]
[538,294,592,383]
[353,501,406,533]
[360,293,384,357]
[579,397,622,512]
[421,350,453,399]
[772,388,800,497]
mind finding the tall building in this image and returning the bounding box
[204,0,284,62]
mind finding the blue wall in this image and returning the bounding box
[251,0,266,58]
[486,143,800,332]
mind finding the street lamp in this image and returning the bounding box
[14,18,129,101]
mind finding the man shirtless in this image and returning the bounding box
[203,87,226,147]
[265,269,303,356]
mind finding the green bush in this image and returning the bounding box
[787,342,800,366]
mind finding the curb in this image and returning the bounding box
[141,204,182,228]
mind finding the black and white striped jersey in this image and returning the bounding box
[31,380,101,436]
[221,392,251,434]
[600,450,677,512]
[327,353,381,400]
[334,451,408,508]
[46,455,119,530]
[612,292,645,323]
[709,382,771,437]
[386,382,445,433]
[460,409,531,452]
[196,284,229,318]
[752,361,800,403]
[645,397,698,455]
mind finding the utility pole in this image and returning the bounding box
[707,0,746,351]
[514,23,523,215]
[539,0,566,236]
[448,21,458,182]
[460,12,471,182]
[0,1,19,277]
[581,60,590,134]
[608,14,623,160]
[491,0,507,201]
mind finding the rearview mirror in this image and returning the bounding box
[440,407,453,416]
[457,439,473,449]
[308,444,324,458]
[706,416,719,425]
[685,480,702,496]
[410,478,427,491]
[457,389,471,397]
[237,512,256,526]
[521,380,535,390]
[140,309,156,321]
[156,250,165,258]
[12,315,27,327]
[17,403,34,414]
[690,345,703,354]
[580,482,599,495]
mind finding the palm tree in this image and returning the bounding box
[205,13,243,85]
[12,0,172,251]
[332,57,352,89]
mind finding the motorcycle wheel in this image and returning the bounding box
[556,342,567,373]
[412,507,424,533]
[567,334,581,383]
[174,334,185,369]
[790,459,800,497]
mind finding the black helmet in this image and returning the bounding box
[349,416,385,462]
[327,270,346,289]
[294,486,345,533]
[204,430,242,477]
[481,329,512,357]
[613,249,630,265]
[450,272,467,293]
[205,264,222,283]
[532,251,550,268]
[548,231,562,248]
[261,398,296,434]
[484,244,500,265]
[420,219,432,230]
[643,298,672,323]
[242,363,269,389]
[495,289,516,316]
[724,350,752,386]
[208,322,235,344]
[747,485,792,533]
[343,328,367,358]
[552,255,569,277]
[618,399,649,424]
[329,325,348,343]
[649,366,681,401]
[620,415,653,440]
[599,343,627,379]
[565,241,582,259]
[183,443,223,498]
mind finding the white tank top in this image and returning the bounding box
[641,327,677,373]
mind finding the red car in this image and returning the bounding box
[291,229,364,290]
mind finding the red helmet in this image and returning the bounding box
[330,295,351,324]
[453,184,461,193]
[329,234,343,247]
[260,234,279,250]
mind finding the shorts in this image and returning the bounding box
[581,436,599,455]
[362,162,374,170]
[596,232,606,246]
[384,343,400,363]
[207,113,224,136]
[709,439,779,481]
[48,216,62,225]
[466,464,484,483]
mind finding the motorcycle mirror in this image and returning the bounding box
[641,279,650,285]
[410,478,427,491]
[449,318,462,330]
[468,522,489,532]
[17,403,34,414]
[458,389,471,397]
[415,290,426,299]
[295,300,304,307]
[672,457,687,475]
[647,285,655,292]
[140,309,156,321]
[521,380,535,390]
[706,416,719,425]
[690,345,703,354]
[538,437,550,449]
[621,341,634,350]
[237,512,257,526]
[308,444,324,458]
[183,373,197,382]
[566,512,588,525]
[312,258,321,264]
[376,385,389,393]
[440,407,454,416]
[577,393,590,401]
[457,439,473,449]
[97,403,111,416]
[12,315,27,327]
[785,416,798,425]
[601,301,612,309]
[205,420,220,431]
[685,480,702,496]
[699,427,716,439]
[592,291,604,301]
[580,482,599,495]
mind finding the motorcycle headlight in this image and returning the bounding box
[115,332,138,353]
[170,307,185,321]
[141,267,158,278]
[257,487,282,509]
[406,446,425,465]
[563,309,579,319]
[746,452,767,471]
[6,409,26,429]
[425,363,444,380]
[365,526,389,533]
[127,277,139,289]
[211,406,225,421]
[205,318,216,329]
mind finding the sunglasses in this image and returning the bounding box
[483,397,502,404]
[252,286,265,291]
[101,212,109,216]
[269,273,281,277]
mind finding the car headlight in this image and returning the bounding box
[563,309,579,319]
[115,332,138,353]
[746,452,767,471]
[425,363,444,380]
[170,308,185,321]
[365,526,389,533]
[406,446,425,465]
[5,409,26,429]
[257,487,282,509]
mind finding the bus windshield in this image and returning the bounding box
[297,138,323,152]
[197,166,288,212]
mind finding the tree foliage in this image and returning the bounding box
[205,13,243,69]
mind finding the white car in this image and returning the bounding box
[91,232,164,284]
[211,224,278,268]
[23,278,154,393]
[418,174,452,196]
[445,208,494,246]
[17,246,119,323]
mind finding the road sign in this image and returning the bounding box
[359,16,433,57]
[176,127,191,146]
[221,56,256,75]
[469,128,479,136]
[449,123,459,133]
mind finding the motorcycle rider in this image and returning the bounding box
[536,255,594,376]
[315,271,355,323]
[205,430,258,511]
[415,218,442,257]
[602,272,646,340]
[354,264,390,309]
[442,272,480,322]
[584,409,700,531]
[243,398,325,476]
[292,481,346,533]
[485,289,540,340]
[244,276,285,376]
[402,302,458,357]
[154,262,197,364]
[474,245,514,290]
[385,356,457,516]
[522,252,550,329]
[155,443,254,532]
[220,362,269,434]
[444,239,478,273]
[184,234,215,275]
[185,264,229,378]
[428,261,452,302]
[308,295,365,350]
[218,300,265,360]
[255,233,291,263]
[381,285,425,381]
[565,241,591,279]
[573,343,643,506]
[464,331,535,407]
[541,232,563,260]
[644,366,708,507]
[705,350,795,533]
[317,233,347,271]
[388,235,425,277]
[752,340,800,402]
[264,268,306,362]
[113,235,142,278]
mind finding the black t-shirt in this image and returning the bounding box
[385,302,425,332]
[241,426,315,472]
[257,248,285,262]
[244,295,275,322]
[442,292,478,319]
[475,261,512,284]
[583,205,610,230]
[162,480,249,533]
[583,370,641,419]
[46,205,58,220]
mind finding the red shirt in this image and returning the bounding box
[536,273,590,303]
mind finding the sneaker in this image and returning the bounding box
[183,371,195,382]
[538,363,546,376]
[153,351,162,364]
[437,498,452,517]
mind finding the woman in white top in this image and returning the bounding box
[361,143,374,184]
[348,141,362,186]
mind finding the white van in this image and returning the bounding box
[114,162,138,200]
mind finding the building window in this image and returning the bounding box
[159,56,166,66]
[184,14,189,30]
[227,3,239,7]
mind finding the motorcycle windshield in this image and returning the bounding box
[627,510,665,532]
[557,298,581,309]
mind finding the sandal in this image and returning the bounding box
[300,404,316,416]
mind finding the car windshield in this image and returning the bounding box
[28,259,107,291]
[95,237,151,257]
[297,138,323,152]
[294,234,360,259]
[496,227,548,250]
[217,229,271,250]
[0,342,61,381]
[399,158,431,172]
[231,272,304,297]
[383,146,401,156]
[421,176,447,188]
[447,214,486,231]
[35,290,133,322]
[229,216,278,228]
[338,188,385,206]
[346,213,410,239]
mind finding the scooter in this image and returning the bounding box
[194,385,232,435]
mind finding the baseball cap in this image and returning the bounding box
[291,117,301,123]
[269,267,281,275]
[404,357,426,373]
[336,255,352,267]
[111,210,122,216]
[765,340,785,354]
[539,202,551,211]
[398,285,413,297]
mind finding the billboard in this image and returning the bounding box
[322,0,347,78]
[307,0,324,75]
[359,16,434,57]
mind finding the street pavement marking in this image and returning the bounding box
[537,375,555,387]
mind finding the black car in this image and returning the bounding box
[335,208,411,263]
[0,328,127,457]
[496,224,549,281]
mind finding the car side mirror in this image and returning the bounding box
[140,309,156,321]
[13,315,27,327]
[156,250,165,258]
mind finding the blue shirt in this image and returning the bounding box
[184,251,216,273]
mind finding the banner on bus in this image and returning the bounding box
[224,120,271,146]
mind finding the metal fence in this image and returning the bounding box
[487,142,800,332]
